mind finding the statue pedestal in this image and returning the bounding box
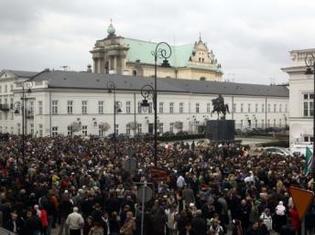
[205,120,235,142]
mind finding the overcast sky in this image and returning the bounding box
[1,0,314,84]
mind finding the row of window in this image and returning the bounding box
[48,100,288,115]
[49,122,182,137]
[233,103,288,113]
[1,117,287,137]
[239,118,287,128]
[0,84,14,93]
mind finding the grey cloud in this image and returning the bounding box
[1,0,315,84]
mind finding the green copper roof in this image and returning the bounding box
[122,38,194,67]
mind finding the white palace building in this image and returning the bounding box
[0,69,288,137]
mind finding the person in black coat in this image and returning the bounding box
[191,210,207,235]
[5,211,24,234]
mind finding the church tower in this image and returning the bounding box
[90,21,129,74]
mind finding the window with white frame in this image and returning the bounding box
[148,102,153,114]
[248,104,251,113]
[39,124,43,137]
[82,125,88,136]
[169,102,174,113]
[170,123,174,133]
[10,98,13,109]
[52,100,58,114]
[82,101,87,114]
[67,126,73,136]
[261,119,264,128]
[98,101,104,114]
[241,103,244,113]
[285,104,288,113]
[17,123,21,135]
[303,135,314,143]
[268,104,271,113]
[274,104,277,113]
[179,103,184,113]
[232,103,236,113]
[4,85,7,93]
[10,84,13,92]
[52,126,58,136]
[126,124,131,135]
[137,123,142,134]
[262,104,265,113]
[255,104,258,113]
[159,102,164,113]
[240,120,243,129]
[273,119,276,127]
[38,101,43,115]
[159,123,163,134]
[279,119,282,127]
[279,104,282,113]
[126,101,131,113]
[196,103,200,113]
[207,103,211,113]
[67,100,73,114]
[29,101,34,116]
[30,124,34,136]
[138,102,142,113]
[267,119,270,127]
[303,93,314,117]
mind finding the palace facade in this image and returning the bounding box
[0,69,288,137]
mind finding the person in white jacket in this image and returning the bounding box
[66,207,84,235]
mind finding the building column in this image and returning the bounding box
[94,58,98,73]
[114,56,117,74]
[98,59,102,73]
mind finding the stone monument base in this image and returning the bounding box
[205,120,235,142]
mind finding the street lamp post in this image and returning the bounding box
[107,81,122,155]
[305,53,315,191]
[140,42,172,166]
[20,81,32,163]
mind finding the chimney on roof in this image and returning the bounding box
[87,64,92,73]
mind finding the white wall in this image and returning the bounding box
[0,72,289,137]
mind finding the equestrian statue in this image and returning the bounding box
[211,94,230,120]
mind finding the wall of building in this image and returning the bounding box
[283,49,315,146]
[288,72,314,144]
[0,85,288,137]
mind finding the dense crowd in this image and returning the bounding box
[0,135,314,235]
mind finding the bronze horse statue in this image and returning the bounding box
[211,94,230,120]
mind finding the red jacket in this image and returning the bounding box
[289,208,300,231]
[40,209,48,227]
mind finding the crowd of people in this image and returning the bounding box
[0,134,314,235]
